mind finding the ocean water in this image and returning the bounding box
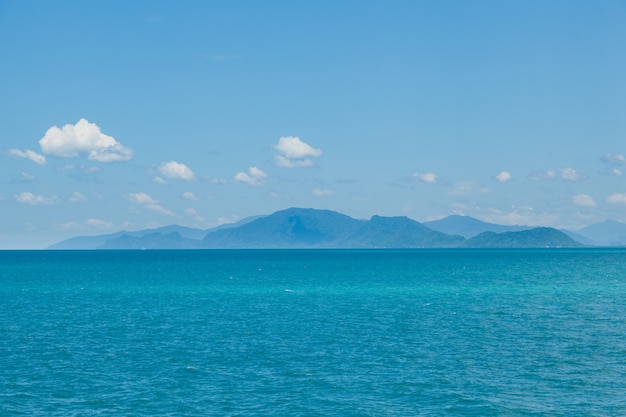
[1,249,626,416]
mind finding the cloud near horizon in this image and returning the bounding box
[602,153,625,165]
[495,171,512,183]
[234,166,268,186]
[128,192,175,216]
[158,161,196,181]
[413,172,439,184]
[15,192,59,205]
[572,194,596,207]
[39,119,133,162]
[312,188,334,197]
[9,149,47,165]
[274,136,321,168]
[606,193,626,206]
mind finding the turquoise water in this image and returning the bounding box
[2,249,626,416]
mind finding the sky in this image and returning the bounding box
[1,0,625,249]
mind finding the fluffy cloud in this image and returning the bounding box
[9,149,46,165]
[158,161,196,181]
[495,171,512,183]
[39,119,132,162]
[606,193,626,206]
[183,191,199,200]
[312,189,334,197]
[274,136,321,168]
[572,194,596,207]
[15,192,59,205]
[70,191,88,202]
[128,192,175,216]
[560,167,581,182]
[128,192,157,205]
[153,176,168,185]
[413,172,439,184]
[145,204,175,216]
[602,153,625,165]
[612,169,623,177]
[234,166,268,186]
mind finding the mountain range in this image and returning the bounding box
[45,207,626,250]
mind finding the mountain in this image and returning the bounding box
[345,215,464,248]
[463,227,583,248]
[201,208,365,248]
[576,220,626,246]
[99,232,199,250]
[47,216,261,249]
[424,215,530,238]
[48,207,589,249]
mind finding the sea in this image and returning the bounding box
[1,249,626,416]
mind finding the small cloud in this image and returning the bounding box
[184,208,205,222]
[275,156,314,168]
[572,194,596,207]
[606,193,626,206]
[413,172,439,184]
[495,171,512,183]
[183,191,199,200]
[39,118,132,162]
[128,192,157,205]
[602,153,625,165]
[560,167,582,182]
[312,189,334,197]
[274,136,321,168]
[158,161,196,181]
[145,204,175,217]
[205,176,228,185]
[612,168,623,177]
[153,176,168,185]
[529,170,556,181]
[85,218,114,229]
[70,191,88,202]
[234,166,268,186]
[8,149,47,165]
[15,192,59,205]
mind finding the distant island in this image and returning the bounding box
[48,207,626,250]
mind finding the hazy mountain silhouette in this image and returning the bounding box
[49,207,586,249]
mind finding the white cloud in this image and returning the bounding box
[128,192,157,205]
[145,204,175,216]
[8,149,46,165]
[413,172,439,184]
[572,194,596,207]
[39,118,132,162]
[85,218,114,229]
[234,166,268,186]
[274,136,321,168]
[70,191,88,202]
[529,170,556,181]
[606,193,626,206]
[612,168,623,177]
[448,182,491,196]
[560,167,581,182]
[274,155,314,168]
[158,161,196,181]
[20,172,35,182]
[495,171,512,183]
[602,153,625,165]
[128,192,175,216]
[312,189,334,197]
[183,191,199,200]
[153,176,168,185]
[15,192,59,205]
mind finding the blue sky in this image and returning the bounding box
[1,0,625,248]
